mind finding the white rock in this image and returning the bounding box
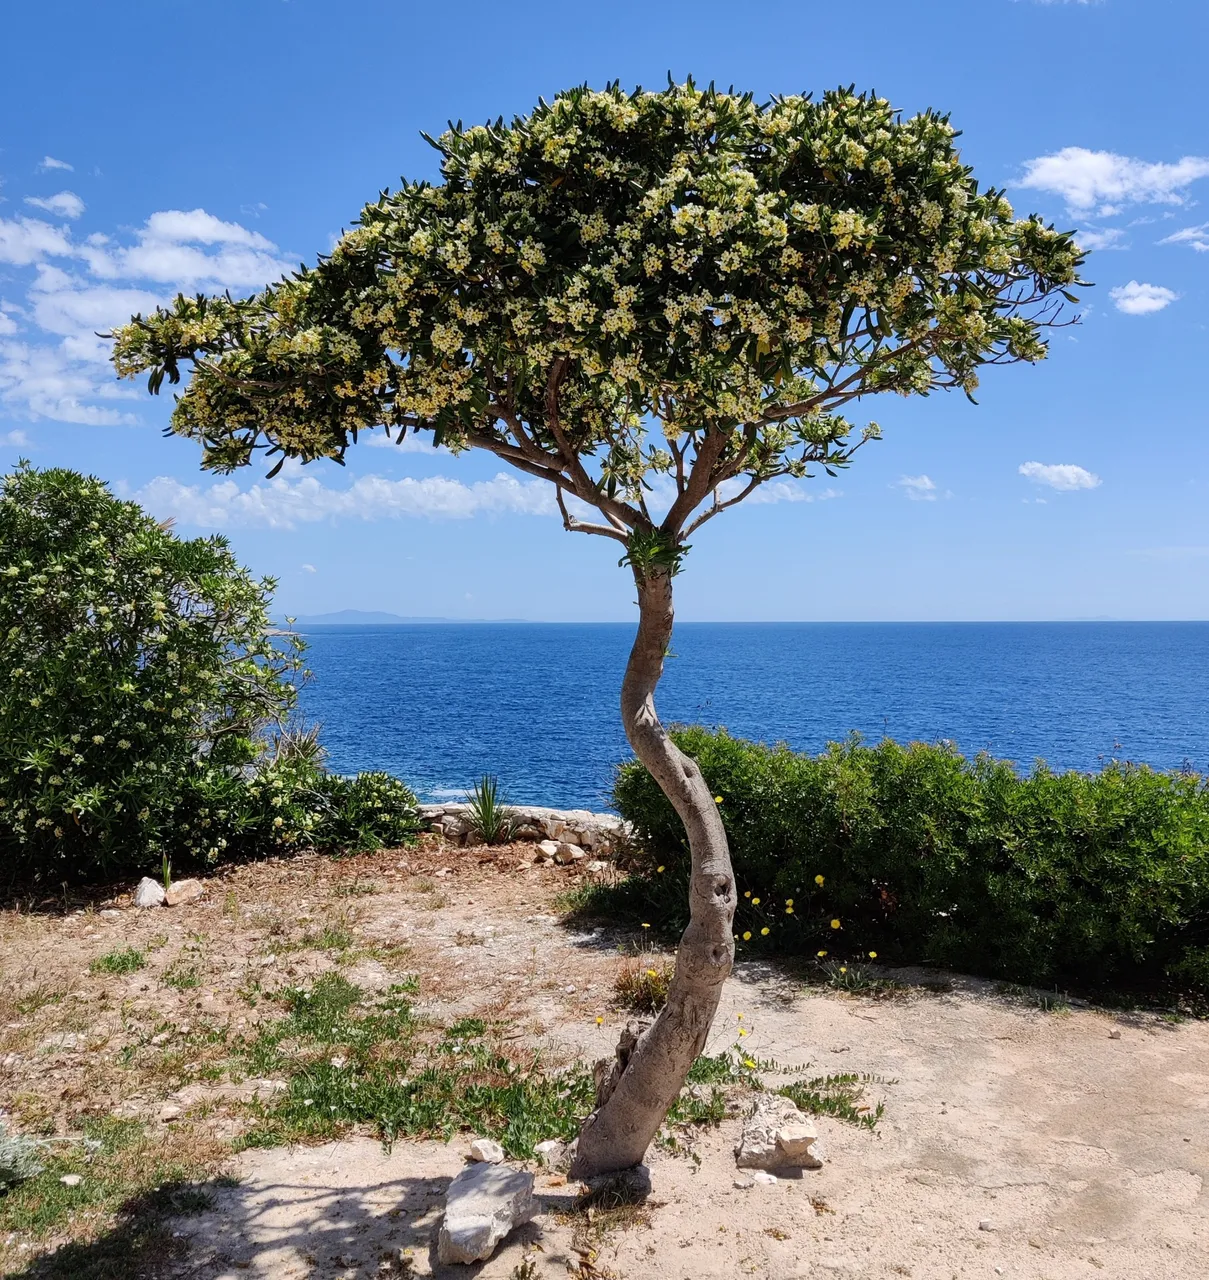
[735,1095,822,1171]
[733,1174,755,1189]
[133,877,165,909]
[437,1161,537,1264]
[553,842,584,865]
[751,1169,779,1184]
[159,1103,182,1122]
[533,1139,566,1167]
[59,1174,83,1187]
[978,1219,994,1232]
[164,878,204,907]
[1108,1029,1122,1039]
[536,840,561,860]
[469,1137,506,1164]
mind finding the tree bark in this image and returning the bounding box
[569,567,737,1178]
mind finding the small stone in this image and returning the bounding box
[59,1174,83,1187]
[751,1169,778,1184]
[733,1174,755,1189]
[1108,1029,1122,1039]
[150,1031,171,1046]
[469,1137,506,1164]
[585,860,608,872]
[534,1139,566,1167]
[100,908,122,919]
[159,1103,182,1122]
[133,877,165,909]
[979,1219,994,1232]
[736,1095,821,1171]
[163,878,204,907]
[536,840,561,860]
[438,1161,537,1264]
[552,842,583,865]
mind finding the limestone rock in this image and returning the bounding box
[533,1139,566,1168]
[552,842,584,865]
[535,840,560,861]
[437,1161,537,1264]
[59,1174,83,1187]
[164,878,204,907]
[735,1094,822,1171]
[586,860,608,873]
[133,877,165,909]
[469,1137,505,1164]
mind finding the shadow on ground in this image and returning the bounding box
[11,1156,583,1280]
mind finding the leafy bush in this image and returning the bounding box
[613,728,1209,1000]
[0,465,420,886]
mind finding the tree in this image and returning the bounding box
[0,464,302,884]
[111,82,1084,1176]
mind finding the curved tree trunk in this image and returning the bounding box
[569,567,737,1178]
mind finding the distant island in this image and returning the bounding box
[281,609,528,627]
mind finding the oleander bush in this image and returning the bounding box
[0,465,419,886]
[613,727,1209,1000]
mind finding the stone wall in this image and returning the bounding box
[418,802,630,857]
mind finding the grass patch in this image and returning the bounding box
[15,984,68,1017]
[0,1117,226,1279]
[778,1073,891,1130]
[613,959,673,1013]
[994,981,1072,1013]
[231,973,595,1159]
[815,959,903,996]
[89,948,145,976]
[161,960,201,991]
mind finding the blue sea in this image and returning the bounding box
[296,622,1209,811]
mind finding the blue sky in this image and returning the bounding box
[2,0,1207,621]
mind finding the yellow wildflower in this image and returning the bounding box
[830,918,841,930]
[742,931,752,941]
[815,874,825,886]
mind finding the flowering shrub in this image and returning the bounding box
[0,466,419,885]
[615,728,1209,1001]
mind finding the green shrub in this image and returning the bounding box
[613,728,1209,1000]
[0,464,302,884]
[0,465,420,886]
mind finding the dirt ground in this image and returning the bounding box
[2,838,1206,1279]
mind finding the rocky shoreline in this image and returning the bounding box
[418,802,630,857]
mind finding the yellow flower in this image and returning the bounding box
[714,795,723,804]
[744,1058,756,1069]
[785,898,794,906]
[737,1013,744,1021]
[817,950,827,958]
[815,874,825,886]
[646,968,657,977]
[751,897,761,905]
[840,966,848,974]
[641,923,650,929]
[742,931,752,941]
[744,890,751,898]
[830,918,841,930]
[656,865,665,873]
[760,927,770,936]
[785,907,794,915]
[739,1028,748,1037]
[868,951,878,959]
[595,1015,603,1025]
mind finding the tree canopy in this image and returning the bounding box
[112,81,1084,554]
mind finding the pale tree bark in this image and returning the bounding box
[569,566,737,1178]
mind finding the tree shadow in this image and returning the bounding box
[10,1167,585,1279]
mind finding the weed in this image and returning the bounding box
[222,891,240,920]
[15,984,68,1016]
[995,982,1071,1013]
[161,960,201,991]
[810,1195,835,1215]
[512,1259,539,1280]
[464,775,516,846]
[778,1073,891,1130]
[89,948,145,976]
[333,879,377,898]
[232,973,593,1159]
[816,959,903,996]
[613,959,674,1013]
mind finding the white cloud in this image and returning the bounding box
[1109,280,1178,315]
[1018,461,1101,491]
[0,216,75,266]
[1,429,30,446]
[896,474,937,501]
[37,156,73,172]
[24,192,85,220]
[1160,223,1209,253]
[1019,147,1209,214]
[301,562,317,573]
[713,477,841,506]
[127,470,558,530]
[1075,226,1125,252]
[0,206,292,425]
